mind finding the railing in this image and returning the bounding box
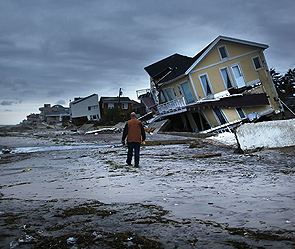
[136,88,151,98]
[157,97,186,115]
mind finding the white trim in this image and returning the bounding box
[178,81,196,104]
[200,109,212,128]
[199,73,214,96]
[188,73,199,100]
[217,45,229,60]
[211,107,229,126]
[251,55,263,71]
[235,108,246,119]
[230,63,246,88]
[219,66,234,89]
[190,49,260,74]
[163,86,176,101]
[185,36,268,75]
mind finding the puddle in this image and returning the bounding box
[2,144,122,154]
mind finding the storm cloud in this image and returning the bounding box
[0,0,294,124]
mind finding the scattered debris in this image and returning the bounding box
[193,152,222,158]
[189,140,205,148]
[67,237,77,244]
[2,148,11,154]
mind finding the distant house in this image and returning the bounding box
[99,97,133,117]
[69,94,101,125]
[26,113,40,125]
[138,35,282,133]
[131,100,146,116]
[39,104,70,124]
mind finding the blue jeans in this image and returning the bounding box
[127,142,140,166]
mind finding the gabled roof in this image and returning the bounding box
[144,36,268,86]
[71,93,98,105]
[100,97,132,103]
[144,53,196,85]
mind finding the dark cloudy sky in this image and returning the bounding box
[0,0,294,125]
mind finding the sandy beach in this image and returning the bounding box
[0,129,295,248]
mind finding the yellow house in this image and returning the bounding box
[139,36,282,133]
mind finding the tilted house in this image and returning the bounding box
[69,94,101,125]
[139,36,282,133]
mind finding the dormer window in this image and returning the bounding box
[218,45,229,60]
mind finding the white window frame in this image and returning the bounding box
[217,45,229,60]
[219,67,234,89]
[212,107,229,125]
[163,87,176,102]
[230,63,246,88]
[108,103,114,109]
[252,56,263,71]
[199,73,214,96]
[177,81,195,104]
[88,105,98,111]
[121,103,128,109]
[236,108,246,119]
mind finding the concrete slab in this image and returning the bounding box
[236,118,295,151]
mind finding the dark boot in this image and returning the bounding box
[126,157,132,166]
[135,156,139,167]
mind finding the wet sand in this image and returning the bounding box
[0,130,295,248]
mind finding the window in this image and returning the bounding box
[163,87,176,101]
[230,63,246,88]
[212,107,228,125]
[178,82,195,104]
[88,105,98,111]
[121,103,128,109]
[199,74,213,96]
[252,56,263,71]
[236,108,246,119]
[90,115,99,120]
[108,103,114,109]
[218,45,229,60]
[220,67,234,89]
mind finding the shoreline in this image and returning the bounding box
[0,129,294,248]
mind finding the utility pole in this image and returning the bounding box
[118,88,123,106]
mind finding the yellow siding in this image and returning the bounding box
[189,43,265,99]
[223,108,240,121]
[203,109,218,127]
[156,38,281,130]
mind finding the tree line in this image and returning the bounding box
[270,68,295,100]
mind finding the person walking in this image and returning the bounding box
[121,112,146,167]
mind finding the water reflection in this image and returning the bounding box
[5,144,121,154]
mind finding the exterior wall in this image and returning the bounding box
[47,116,59,123]
[222,108,240,121]
[161,75,196,104]
[150,38,281,132]
[70,94,101,120]
[101,102,132,116]
[189,42,269,100]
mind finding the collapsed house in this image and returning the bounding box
[69,94,101,125]
[137,36,282,133]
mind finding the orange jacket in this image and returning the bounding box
[122,118,146,143]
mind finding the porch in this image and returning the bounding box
[157,97,187,115]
